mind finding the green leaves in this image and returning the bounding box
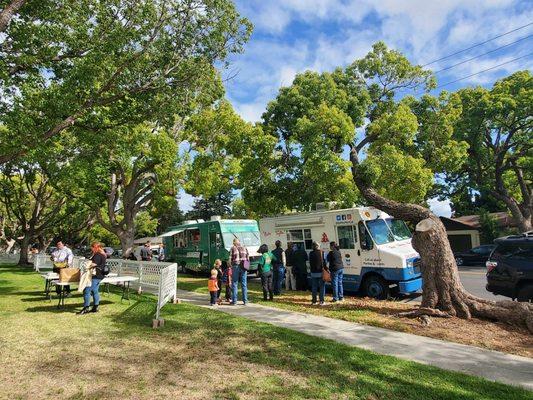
[182,101,261,198]
[362,145,434,204]
[0,0,251,164]
[447,71,532,227]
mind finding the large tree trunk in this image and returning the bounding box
[118,228,135,258]
[17,234,31,266]
[350,150,533,333]
[516,207,532,233]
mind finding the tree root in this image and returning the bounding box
[397,307,453,319]
[396,299,533,333]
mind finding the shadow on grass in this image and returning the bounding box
[3,266,531,400]
[109,301,532,400]
[25,300,115,313]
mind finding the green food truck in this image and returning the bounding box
[161,217,262,273]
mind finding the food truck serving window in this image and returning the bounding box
[186,228,201,246]
[287,229,313,250]
[337,225,357,249]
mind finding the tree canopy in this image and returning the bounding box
[0,0,252,164]
[447,71,532,231]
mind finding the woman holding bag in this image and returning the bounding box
[77,242,107,315]
[309,241,326,305]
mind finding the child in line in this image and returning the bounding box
[221,260,232,303]
[208,268,219,306]
[214,259,223,305]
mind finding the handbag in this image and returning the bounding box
[322,269,331,283]
[240,259,250,271]
[59,267,81,283]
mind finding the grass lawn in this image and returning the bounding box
[0,265,531,400]
[178,274,533,358]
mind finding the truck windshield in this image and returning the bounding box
[385,218,412,240]
[222,231,260,249]
[366,219,395,245]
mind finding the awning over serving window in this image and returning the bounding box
[160,229,184,237]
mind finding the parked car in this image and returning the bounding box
[486,233,533,302]
[454,244,496,266]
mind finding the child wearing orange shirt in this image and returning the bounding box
[208,268,219,306]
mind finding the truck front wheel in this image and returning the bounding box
[363,275,389,300]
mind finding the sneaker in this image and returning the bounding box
[312,302,318,306]
[76,307,90,315]
[319,302,326,306]
[331,299,338,303]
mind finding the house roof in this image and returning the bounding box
[453,212,515,229]
[439,217,479,231]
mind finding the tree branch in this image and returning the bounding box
[0,0,25,33]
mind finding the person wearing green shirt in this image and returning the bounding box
[258,244,277,301]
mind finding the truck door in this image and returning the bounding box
[336,224,362,285]
[209,231,222,266]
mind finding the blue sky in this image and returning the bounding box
[181,0,533,215]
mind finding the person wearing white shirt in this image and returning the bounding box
[51,241,74,296]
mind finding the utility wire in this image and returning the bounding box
[435,53,533,89]
[422,22,533,66]
[434,34,532,73]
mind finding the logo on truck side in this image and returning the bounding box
[336,214,353,224]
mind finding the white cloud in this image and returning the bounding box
[232,100,265,123]
[428,198,452,217]
[179,190,196,212]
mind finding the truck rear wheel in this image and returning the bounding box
[517,285,533,302]
[363,275,389,300]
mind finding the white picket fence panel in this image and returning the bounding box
[0,254,20,264]
[105,259,178,319]
[33,253,85,272]
[156,264,178,320]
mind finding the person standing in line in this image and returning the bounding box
[207,268,218,306]
[158,243,165,262]
[327,241,344,302]
[309,241,326,305]
[284,242,296,291]
[208,269,219,306]
[258,244,276,301]
[51,241,74,296]
[140,241,152,261]
[271,240,286,295]
[78,242,108,315]
[292,244,309,291]
[213,259,223,304]
[230,238,249,305]
[221,260,233,303]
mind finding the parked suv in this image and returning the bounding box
[486,232,533,302]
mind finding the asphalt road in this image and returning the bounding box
[400,264,502,303]
[457,265,502,301]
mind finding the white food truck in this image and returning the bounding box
[259,207,422,299]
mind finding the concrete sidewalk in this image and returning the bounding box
[177,289,533,390]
